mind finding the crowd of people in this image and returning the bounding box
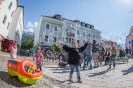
[60,39,129,83]
[9,39,129,83]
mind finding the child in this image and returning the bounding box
[33,47,44,71]
[9,42,17,59]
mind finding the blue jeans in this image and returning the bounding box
[69,64,81,79]
[83,55,92,68]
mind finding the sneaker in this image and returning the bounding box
[93,66,97,68]
[107,67,111,70]
[83,67,85,70]
[69,78,73,82]
[89,68,92,70]
[77,79,82,83]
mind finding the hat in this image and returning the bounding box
[110,41,114,45]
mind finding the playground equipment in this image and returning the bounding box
[7,59,43,84]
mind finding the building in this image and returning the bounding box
[125,26,133,50]
[101,38,110,48]
[101,38,121,51]
[0,0,24,49]
[34,14,101,47]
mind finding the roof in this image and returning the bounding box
[41,15,101,33]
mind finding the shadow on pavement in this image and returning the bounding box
[88,70,109,77]
[122,66,133,75]
[0,71,31,87]
[52,70,70,74]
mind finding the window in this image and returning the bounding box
[46,24,50,29]
[97,35,99,38]
[77,30,79,34]
[89,34,91,37]
[11,11,14,17]
[3,15,7,24]
[93,34,95,38]
[66,37,68,43]
[83,32,85,35]
[54,26,57,31]
[7,22,10,29]
[8,2,12,10]
[45,35,48,41]
[69,38,71,43]
[53,37,56,42]
[77,40,80,44]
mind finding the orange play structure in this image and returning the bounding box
[7,59,43,84]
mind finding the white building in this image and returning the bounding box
[0,0,24,48]
[101,38,120,51]
[125,26,133,50]
[34,14,101,47]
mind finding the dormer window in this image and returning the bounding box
[54,14,61,20]
[90,25,94,29]
[81,22,85,27]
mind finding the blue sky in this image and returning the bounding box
[18,0,133,46]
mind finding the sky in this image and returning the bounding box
[18,0,133,47]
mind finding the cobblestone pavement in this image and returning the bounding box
[0,51,73,88]
[1,51,133,88]
[43,59,133,88]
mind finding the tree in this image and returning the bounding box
[52,43,62,51]
[21,35,34,49]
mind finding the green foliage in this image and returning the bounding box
[21,35,34,49]
[52,44,62,51]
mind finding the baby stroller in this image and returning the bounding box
[58,51,68,68]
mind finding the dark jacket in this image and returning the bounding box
[105,51,110,57]
[98,46,104,53]
[92,43,99,52]
[63,43,88,65]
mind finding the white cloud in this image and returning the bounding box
[26,21,38,33]
[27,21,34,28]
[34,22,38,27]
[23,28,34,32]
[29,28,34,32]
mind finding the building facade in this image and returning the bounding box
[34,15,101,47]
[0,0,24,48]
[125,26,133,50]
[101,38,121,51]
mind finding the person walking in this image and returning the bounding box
[9,42,17,59]
[98,42,105,65]
[92,40,99,68]
[83,39,93,70]
[108,41,116,70]
[104,48,110,65]
[63,41,88,83]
